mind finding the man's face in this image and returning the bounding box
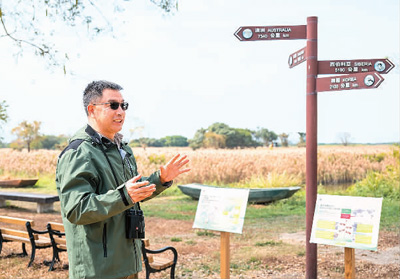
[88,89,126,139]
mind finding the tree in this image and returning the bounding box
[191,123,259,149]
[338,132,351,146]
[11,120,41,152]
[225,128,257,148]
[298,132,306,147]
[203,132,226,149]
[0,100,8,142]
[35,134,68,150]
[0,0,177,72]
[279,133,289,147]
[255,128,278,147]
[189,128,206,150]
[162,135,188,147]
[129,126,148,149]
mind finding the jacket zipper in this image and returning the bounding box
[103,223,108,257]
[133,239,138,269]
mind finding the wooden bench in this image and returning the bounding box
[0,216,52,267]
[0,192,59,213]
[141,238,178,279]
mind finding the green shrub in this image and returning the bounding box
[255,240,282,247]
[148,153,166,165]
[346,166,399,200]
[171,237,182,242]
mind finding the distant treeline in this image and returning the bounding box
[1,122,293,151]
[128,122,286,149]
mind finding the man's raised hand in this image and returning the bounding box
[160,154,190,184]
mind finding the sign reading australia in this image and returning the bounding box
[234,25,307,41]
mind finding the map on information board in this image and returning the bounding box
[310,194,383,251]
[193,187,249,234]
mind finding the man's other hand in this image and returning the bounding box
[125,175,156,203]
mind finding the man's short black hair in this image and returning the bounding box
[83,80,123,115]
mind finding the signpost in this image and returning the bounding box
[234,25,306,41]
[305,17,318,279]
[318,59,395,75]
[234,16,395,279]
[316,72,385,93]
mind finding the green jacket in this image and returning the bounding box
[56,125,169,279]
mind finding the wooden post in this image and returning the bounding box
[306,16,318,279]
[344,247,355,279]
[220,231,230,279]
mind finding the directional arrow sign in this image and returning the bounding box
[316,72,384,93]
[288,47,307,68]
[318,59,395,75]
[234,25,306,41]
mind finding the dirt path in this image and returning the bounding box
[280,231,400,265]
[0,206,399,278]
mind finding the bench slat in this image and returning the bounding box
[35,236,52,247]
[147,255,154,263]
[2,234,31,243]
[150,257,174,270]
[53,237,67,245]
[143,239,175,271]
[57,244,67,250]
[0,216,34,226]
[0,227,37,240]
[143,238,150,247]
[48,222,65,232]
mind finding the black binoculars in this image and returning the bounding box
[125,208,145,239]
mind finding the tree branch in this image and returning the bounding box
[0,8,49,56]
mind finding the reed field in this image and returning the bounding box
[0,144,399,278]
[0,144,398,186]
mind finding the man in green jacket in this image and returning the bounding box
[56,80,190,279]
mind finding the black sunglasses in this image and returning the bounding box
[92,102,129,111]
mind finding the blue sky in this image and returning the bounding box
[1,0,399,144]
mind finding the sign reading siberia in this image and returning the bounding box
[234,25,306,41]
[316,72,384,92]
[193,187,249,234]
[318,59,394,75]
[310,194,383,251]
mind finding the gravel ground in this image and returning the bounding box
[0,204,398,279]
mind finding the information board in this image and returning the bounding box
[310,194,383,251]
[193,187,249,234]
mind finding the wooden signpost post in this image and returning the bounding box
[234,16,395,279]
[310,195,383,279]
[193,187,249,279]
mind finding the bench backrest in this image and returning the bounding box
[48,222,64,232]
[47,222,67,246]
[0,216,37,240]
[0,228,30,239]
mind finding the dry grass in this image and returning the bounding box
[0,145,398,185]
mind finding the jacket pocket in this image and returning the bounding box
[102,223,107,257]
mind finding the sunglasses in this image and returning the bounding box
[92,101,129,111]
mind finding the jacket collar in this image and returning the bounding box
[85,124,130,151]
